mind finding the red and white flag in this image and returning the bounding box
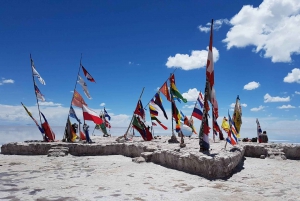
[82,65,96,82]
[82,105,103,124]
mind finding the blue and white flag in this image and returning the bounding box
[34,83,45,101]
[197,92,204,108]
[104,107,111,121]
[69,106,81,123]
[31,59,46,85]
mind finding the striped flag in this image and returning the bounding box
[256,118,262,143]
[34,83,45,102]
[227,112,238,146]
[192,104,203,120]
[197,92,204,108]
[31,57,46,85]
[81,65,96,82]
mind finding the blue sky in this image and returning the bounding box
[1,0,300,141]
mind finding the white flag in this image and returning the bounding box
[32,65,46,85]
[78,75,91,99]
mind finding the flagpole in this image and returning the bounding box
[30,54,44,140]
[124,87,145,138]
[143,68,177,109]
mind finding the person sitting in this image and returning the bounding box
[260,131,268,143]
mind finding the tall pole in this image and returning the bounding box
[30,54,44,140]
[124,87,145,138]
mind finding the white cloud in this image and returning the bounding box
[283,68,300,83]
[277,104,296,109]
[244,81,260,90]
[264,93,290,102]
[250,105,265,111]
[129,61,132,65]
[230,103,247,108]
[295,91,300,94]
[0,79,15,85]
[166,47,219,70]
[198,19,230,33]
[241,103,247,107]
[223,0,300,63]
[100,103,105,107]
[38,102,62,107]
[183,104,195,109]
[182,88,199,101]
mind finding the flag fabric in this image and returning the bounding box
[199,111,210,150]
[64,117,77,142]
[132,115,153,141]
[77,75,91,99]
[192,104,203,120]
[41,112,56,142]
[21,102,44,134]
[82,105,103,124]
[69,106,81,123]
[227,112,238,146]
[221,117,230,133]
[154,93,168,119]
[31,58,46,85]
[149,100,168,130]
[180,110,186,122]
[150,116,168,130]
[189,117,197,134]
[152,122,157,126]
[72,90,87,108]
[81,65,96,82]
[197,92,204,108]
[159,82,171,102]
[169,74,187,103]
[256,118,262,143]
[134,100,145,120]
[105,119,111,128]
[83,124,92,143]
[104,107,111,121]
[34,84,45,102]
[233,95,242,138]
[172,101,181,132]
[206,20,214,95]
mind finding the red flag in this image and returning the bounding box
[82,65,96,82]
[72,90,87,108]
[82,105,103,124]
[159,82,171,102]
[206,19,214,90]
[105,119,111,128]
[134,100,145,120]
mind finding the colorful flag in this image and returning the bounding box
[82,65,96,82]
[21,102,44,134]
[104,107,111,121]
[134,100,145,120]
[159,82,171,102]
[152,122,157,126]
[64,117,77,142]
[41,112,56,141]
[82,105,103,124]
[154,93,168,119]
[69,106,81,123]
[31,57,46,85]
[150,116,168,130]
[149,101,168,130]
[72,90,87,108]
[169,74,187,103]
[78,75,91,99]
[233,95,242,138]
[34,83,45,101]
[227,112,238,146]
[206,19,214,93]
[256,118,262,143]
[132,115,152,141]
[197,92,204,108]
[172,101,181,132]
[192,104,203,120]
[105,119,111,128]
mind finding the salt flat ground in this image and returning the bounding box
[0,153,300,201]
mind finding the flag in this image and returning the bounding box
[221,117,230,133]
[81,65,96,82]
[149,101,168,130]
[150,116,168,130]
[34,83,45,101]
[159,82,171,102]
[199,111,210,151]
[104,107,111,121]
[169,74,187,103]
[154,93,168,119]
[134,100,145,120]
[233,95,242,138]
[78,75,91,99]
[82,105,103,124]
[83,124,92,143]
[64,117,77,142]
[21,102,44,134]
[192,104,203,120]
[152,122,157,126]
[227,112,238,146]
[105,119,111,128]
[189,117,197,134]
[132,115,153,141]
[41,112,56,141]
[31,57,46,85]
[172,101,181,132]
[149,105,158,116]
[197,92,204,108]
[69,106,81,123]
[206,19,214,94]
[256,118,262,143]
[72,90,87,108]
[180,110,186,122]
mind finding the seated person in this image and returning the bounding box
[260,131,268,143]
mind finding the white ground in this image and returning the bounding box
[0,153,300,201]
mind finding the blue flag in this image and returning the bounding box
[69,106,81,123]
[104,107,111,121]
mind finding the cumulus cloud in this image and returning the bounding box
[264,93,290,102]
[277,104,296,109]
[296,91,300,94]
[100,103,105,107]
[198,19,230,33]
[223,0,300,63]
[244,81,260,90]
[38,102,62,107]
[283,68,300,83]
[250,105,265,111]
[182,88,200,101]
[230,103,247,108]
[166,47,219,70]
[0,78,15,85]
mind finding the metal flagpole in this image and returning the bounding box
[30,54,44,140]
